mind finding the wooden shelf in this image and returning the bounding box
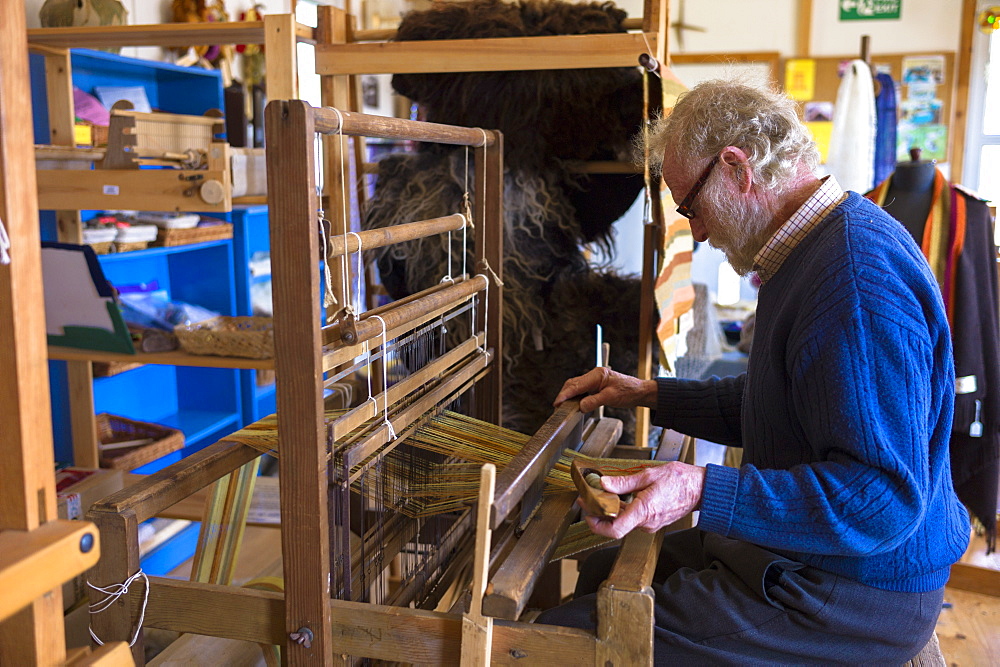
[26,20,315,49]
[49,346,274,371]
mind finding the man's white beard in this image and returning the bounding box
[701,178,776,276]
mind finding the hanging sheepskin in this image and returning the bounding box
[365,0,660,439]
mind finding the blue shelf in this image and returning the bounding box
[140,521,202,577]
[30,48,224,146]
[224,205,278,424]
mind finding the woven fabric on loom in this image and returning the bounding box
[221,410,659,518]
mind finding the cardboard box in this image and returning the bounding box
[56,467,124,610]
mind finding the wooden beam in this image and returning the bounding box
[342,353,491,473]
[91,439,261,522]
[27,21,275,49]
[316,32,658,75]
[264,13,297,102]
[67,360,98,468]
[0,0,64,660]
[340,275,487,346]
[0,520,100,623]
[948,562,1000,598]
[461,464,496,664]
[65,641,133,665]
[595,528,665,664]
[796,0,813,57]
[317,6,352,323]
[314,106,499,147]
[950,0,977,182]
[36,168,231,212]
[474,131,505,425]
[84,508,142,663]
[266,99,334,665]
[48,345,275,370]
[329,334,484,441]
[483,418,623,620]
[490,402,582,529]
[327,214,467,257]
[135,577,597,663]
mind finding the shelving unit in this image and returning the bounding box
[0,3,128,662]
[27,16,304,470]
[226,204,277,423]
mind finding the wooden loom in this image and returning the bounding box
[83,102,665,664]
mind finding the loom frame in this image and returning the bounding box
[84,102,661,664]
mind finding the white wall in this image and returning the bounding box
[614,0,960,59]
[25,0,295,60]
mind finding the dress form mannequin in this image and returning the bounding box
[882,148,937,241]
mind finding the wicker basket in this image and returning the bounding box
[114,241,150,253]
[175,316,274,359]
[153,223,233,248]
[96,413,184,471]
[88,241,114,255]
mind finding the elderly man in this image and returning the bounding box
[542,80,969,663]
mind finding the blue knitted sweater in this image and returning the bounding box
[655,193,970,592]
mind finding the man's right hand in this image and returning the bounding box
[553,367,658,413]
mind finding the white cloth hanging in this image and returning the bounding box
[826,60,876,194]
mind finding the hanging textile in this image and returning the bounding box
[652,67,695,367]
[827,60,876,193]
[868,174,999,551]
[872,72,897,186]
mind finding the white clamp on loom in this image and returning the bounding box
[88,569,150,647]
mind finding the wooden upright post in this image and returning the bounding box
[34,44,101,467]
[318,6,353,322]
[635,0,669,448]
[266,99,334,665]
[0,0,65,661]
[474,132,504,426]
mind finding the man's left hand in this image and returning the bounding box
[584,462,707,539]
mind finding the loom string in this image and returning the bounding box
[369,314,396,440]
[0,215,10,265]
[316,132,338,309]
[331,108,354,315]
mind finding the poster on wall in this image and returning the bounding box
[839,0,902,20]
[897,54,948,161]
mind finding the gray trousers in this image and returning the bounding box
[536,529,942,665]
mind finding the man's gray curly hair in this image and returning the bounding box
[643,80,819,193]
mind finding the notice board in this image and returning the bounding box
[784,52,956,166]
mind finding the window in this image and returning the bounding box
[963,3,1000,204]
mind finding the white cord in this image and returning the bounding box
[319,215,338,308]
[363,338,377,418]
[88,569,149,647]
[369,315,396,441]
[346,231,364,314]
[0,215,10,265]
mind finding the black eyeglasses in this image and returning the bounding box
[675,155,720,220]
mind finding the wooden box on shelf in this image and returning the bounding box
[96,413,184,470]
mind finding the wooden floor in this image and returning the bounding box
[939,534,1000,665]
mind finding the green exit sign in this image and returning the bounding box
[840,0,901,20]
